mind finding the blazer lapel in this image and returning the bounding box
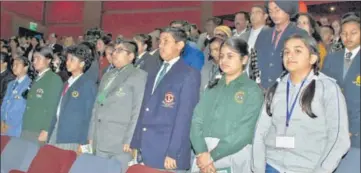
[344,50,360,83]
[106,65,136,95]
[152,58,184,95]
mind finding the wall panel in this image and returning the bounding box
[103,1,201,11]
[1,1,43,22]
[47,25,83,38]
[102,10,201,38]
[46,2,84,24]
[1,12,13,38]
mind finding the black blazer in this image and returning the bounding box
[0,70,15,105]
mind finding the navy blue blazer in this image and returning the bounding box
[255,23,308,89]
[322,49,360,148]
[48,74,97,145]
[182,42,205,71]
[130,58,201,170]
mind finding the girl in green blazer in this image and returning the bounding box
[21,47,63,144]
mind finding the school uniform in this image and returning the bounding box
[322,46,360,173]
[134,52,155,71]
[190,73,264,172]
[48,74,97,151]
[1,75,31,137]
[101,64,114,77]
[130,57,201,171]
[182,42,205,71]
[0,70,15,105]
[200,60,220,92]
[254,23,308,89]
[21,69,63,143]
[89,64,147,171]
[252,72,350,173]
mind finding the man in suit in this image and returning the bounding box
[197,17,223,51]
[48,33,63,54]
[89,40,147,171]
[233,11,250,37]
[254,1,308,89]
[130,27,201,172]
[322,13,360,173]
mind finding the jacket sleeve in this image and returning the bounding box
[123,72,147,145]
[83,81,97,144]
[166,71,201,159]
[41,76,62,132]
[1,82,13,121]
[251,103,272,173]
[210,87,264,161]
[190,92,209,155]
[313,80,351,173]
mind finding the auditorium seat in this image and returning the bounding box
[69,154,122,173]
[10,145,77,173]
[1,135,10,153]
[126,164,172,173]
[1,137,40,173]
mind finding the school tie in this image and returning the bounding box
[343,52,352,78]
[154,62,170,91]
[62,82,69,96]
[273,30,280,49]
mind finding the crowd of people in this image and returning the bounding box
[0,1,360,173]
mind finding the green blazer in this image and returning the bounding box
[22,70,63,133]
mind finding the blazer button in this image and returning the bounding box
[98,119,101,122]
[268,78,273,83]
[142,128,147,132]
[145,108,149,112]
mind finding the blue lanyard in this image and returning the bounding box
[286,79,306,127]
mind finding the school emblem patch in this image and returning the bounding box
[353,75,360,86]
[36,88,44,98]
[162,92,175,108]
[234,91,245,104]
[72,91,79,98]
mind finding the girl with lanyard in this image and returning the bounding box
[48,44,96,152]
[1,56,34,137]
[190,37,264,173]
[21,47,63,145]
[252,34,350,173]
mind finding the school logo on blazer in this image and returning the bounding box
[116,87,126,97]
[36,88,44,98]
[162,92,175,108]
[234,91,245,104]
[72,91,79,98]
[353,75,360,86]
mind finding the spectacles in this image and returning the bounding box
[112,47,131,54]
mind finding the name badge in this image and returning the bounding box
[276,136,295,149]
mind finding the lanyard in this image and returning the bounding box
[286,79,306,127]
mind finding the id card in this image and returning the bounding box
[80,144,93,154]
[276,136,295,149]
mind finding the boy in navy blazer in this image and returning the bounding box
[130,27,201,172]
[48,43,97,152]
[322,13,360,173]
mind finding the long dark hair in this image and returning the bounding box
[0,52,12,71]
[208,37,225,61]
[208,37,249,89]
[66,44,94,72]
[265,34,320,118]
[295,13,323,43]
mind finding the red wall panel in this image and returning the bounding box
[102,11,201,38]
[1,11,13,38]
[46,2,84,24]
[1,1,43,22]
[103,1,201,11]
[213,1,263,16]
[47,25,83,38]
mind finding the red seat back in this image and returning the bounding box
[27,145,77,173]
[1,135,11,153]
[126,164,172,173]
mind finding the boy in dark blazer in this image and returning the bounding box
[48,44,97,152]
[131,27,201,172]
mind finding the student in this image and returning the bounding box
[254,1,308,89]
[322,12,360,173]
[48,44,97,152]
[101,43,114,77]
[190,37,263,173]
[53,52,70,82]
[88,39,147,171]
[252,34,350,173]
[21,47,63,144]
[200,37,224,91]
[0,52,15,105]
[130,27,201,172]
[1,56,33,137]
[133,34,154,71]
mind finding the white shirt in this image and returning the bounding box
[150,49,158,55]
[233,28,247,37]
[16,75,27,84]
[152,56,180,94]
[247,26,264,52]
[345,46,360,61]
[56,73,83,119]
[36,68,50,81]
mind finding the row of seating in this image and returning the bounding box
[1,135,172,173]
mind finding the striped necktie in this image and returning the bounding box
[343,52,352,78]
[153,63,170,91]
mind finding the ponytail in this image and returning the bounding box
[299,62,320,118]
[265,71,288,116]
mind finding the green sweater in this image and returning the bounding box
[22,70,62,133]
[190,73,264,161]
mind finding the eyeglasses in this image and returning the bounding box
[112,47,131,54]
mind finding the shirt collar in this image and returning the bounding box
[138,52,147,59]
[164,56,180,66]
[17,75,27,83]
[219,72,248,86]
[37,68,50,78]
[251,25,264,32]
[67,73,83,86]
[345,46,360,61]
